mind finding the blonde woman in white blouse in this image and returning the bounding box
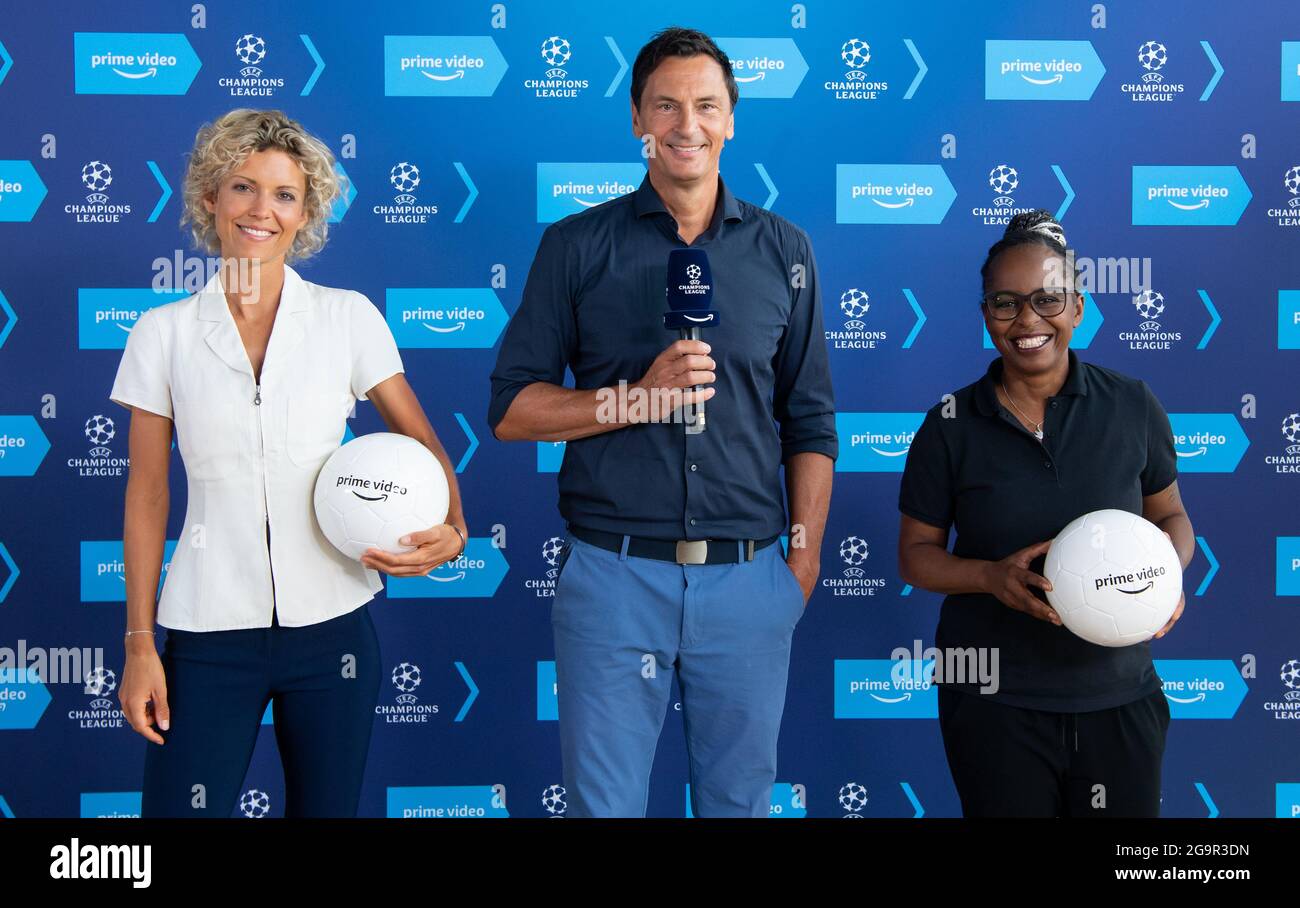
[112,109,467,817]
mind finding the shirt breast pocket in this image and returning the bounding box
[286,390,353,468]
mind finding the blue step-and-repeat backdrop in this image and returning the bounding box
[0,0,1297,819]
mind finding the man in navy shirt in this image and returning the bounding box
[488,27,836,817]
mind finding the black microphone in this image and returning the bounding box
[664,248,718,434]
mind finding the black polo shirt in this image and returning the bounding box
[488,174,837,540]
[899,350,1178,712]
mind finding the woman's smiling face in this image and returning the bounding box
[982,243,1083,378]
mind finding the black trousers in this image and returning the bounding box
[938,686,1170,818]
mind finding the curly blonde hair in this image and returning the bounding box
[181,109,344,262]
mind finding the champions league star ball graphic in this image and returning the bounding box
[1282,413,1300,447]
[988,164,1019,196]
[239,789,271,818]
[541,784,567,816]
[1281,660,1300,690]
[1133,290,1165,322]
[1137,40,1167,72]
[840,288,870,320]
[1284,166,1300,197]
[686,263,701,280]
[84,667,116,698]
[838,782,868,815]
[313,433,449,562]
[392,662,422,694]
[81,161,112,193]
[541,536,565,567]
[390,161,421,195]
[540,36,572,69]
[1044,510,1183,647]
[841,38,871,71]
[839,536,869,567]
[84,414,115,447]
[235,33,267,66]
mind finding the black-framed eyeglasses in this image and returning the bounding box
[981,290,1073,320]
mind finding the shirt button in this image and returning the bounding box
[1044,461,1052,469]
[1051,401,1058,408]
[689,518,697,526]
[690,464,698,472]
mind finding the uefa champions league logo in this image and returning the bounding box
[839,288,870,329]
[390,162,421,204]
[540,784,567,817]
[838,781,868,817]
[1132,290,1166,331]
[1137,40,1168,82]
[541,536,565,579]
[239,789,271,818]
[392,661,422,705]
[84,667,116,709]
[1282,413,1300,455]
[540,36,571,78]
[1284,166,1300,209]
[839,536,869,577]
[988,163,1019,208]
[80,161,112,204]
[84,414,115,457]
[1281,660,1300,700]
[234,34,266,76]
[840,38,871,79]
[686,263,701,282]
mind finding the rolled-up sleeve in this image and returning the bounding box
[772,230,837,461]
[110,307,173,419]
[487,222,578,437]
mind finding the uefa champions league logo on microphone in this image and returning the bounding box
[540,784,567,817]
[239,789,271,818]
[234,34,266,76]
[838,781,868,818]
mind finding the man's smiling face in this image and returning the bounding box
[632,53,735,189]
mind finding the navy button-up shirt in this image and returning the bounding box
[488,174,837,540]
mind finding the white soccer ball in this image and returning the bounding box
[1044,509,1182,647]
[313,432,449,561]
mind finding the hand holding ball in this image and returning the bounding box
[1043,509,1183,647]
[313,432,450,562]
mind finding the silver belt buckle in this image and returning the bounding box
[675,539,709,565]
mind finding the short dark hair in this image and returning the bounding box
[981,208,1082,292]
[630,27,738,111]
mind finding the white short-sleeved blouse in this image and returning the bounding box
[110,265,404,631]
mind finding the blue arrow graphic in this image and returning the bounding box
[0,291,16,350]
[1194,781,1219,818]
[604,36,627,98]
[146,160,171,223]
[900,782,924,818]
[900,584,913,596]
[754,163,777,210]
[1199,41,1223,101]
[0,795,13,818]
[454,412,478,473]
[1196,289,1220,349]
[903,39,926,100]
[0,40,12,88]
[300,34,324,96]
[902,288,925,349]
[1052,164,1074,221]
[454,661,478,722]
[0,542,19,602]
[1194,535,1217,597]
[453,162,477,224]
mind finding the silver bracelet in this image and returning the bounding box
[124,630,156,638]
[449,524,467,558]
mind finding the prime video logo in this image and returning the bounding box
[383,36,508,97]
[537,163,644,222]
[834,412,924,472]
[1167,413,1249,473]
[1132,166,1251,226]
[984,40,1105,100]
[74,33,201,95]
[836,164,956,224]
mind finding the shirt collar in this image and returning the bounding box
[974,348,1089,416]
[633,172,744,226]
[197,263,308,321]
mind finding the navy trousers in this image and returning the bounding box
[141,604,382,818]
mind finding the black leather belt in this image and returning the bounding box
[569,526,779,565]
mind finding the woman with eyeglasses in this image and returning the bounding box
[897,210,1194,817]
